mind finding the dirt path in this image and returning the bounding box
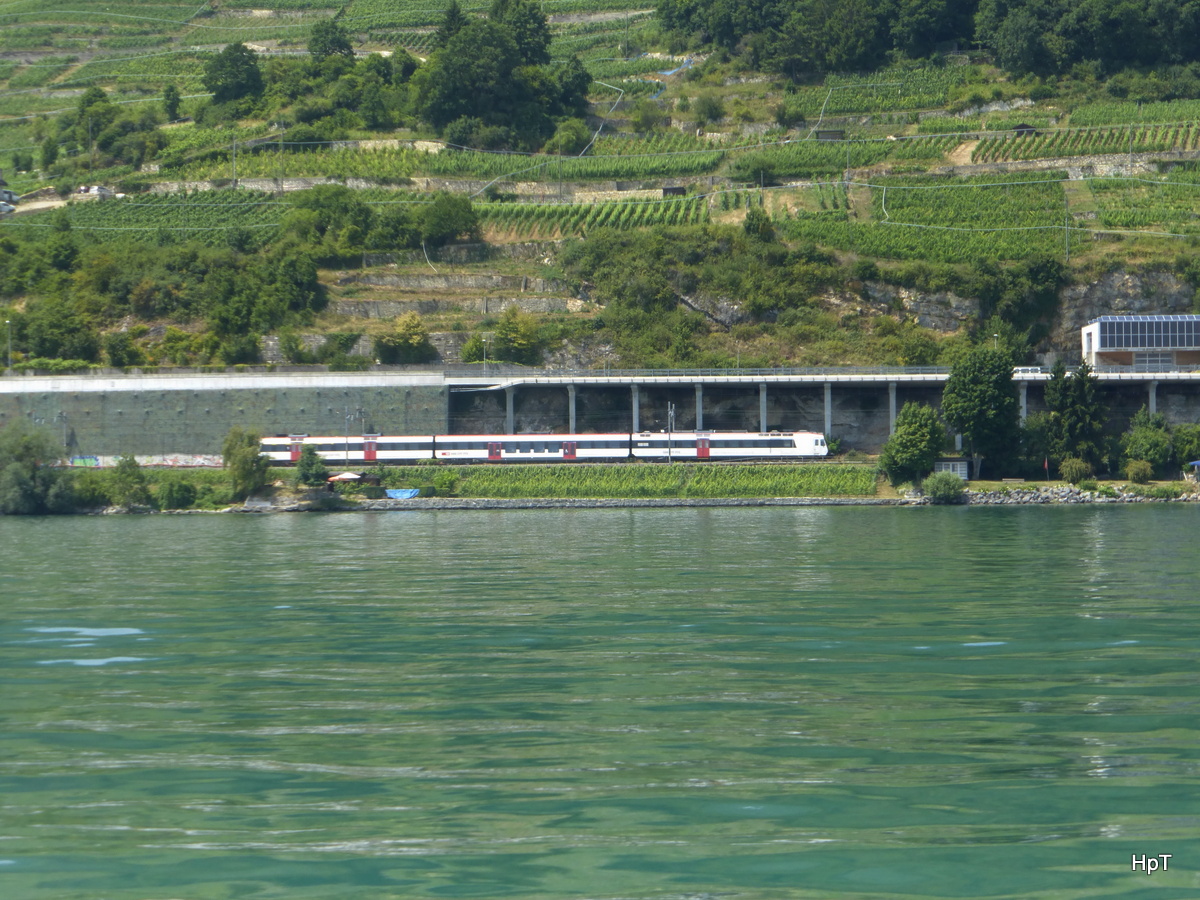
[948,140,979,165]
[10,198,67,216]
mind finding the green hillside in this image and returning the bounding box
[2,0,1200,372]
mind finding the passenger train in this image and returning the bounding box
[261,431,829,464]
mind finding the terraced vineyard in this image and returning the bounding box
[479,195,707,236]
[972,124,1200,163]
[780,174,1082,262]
[1089,169,1200,234]
[3,190,285,244]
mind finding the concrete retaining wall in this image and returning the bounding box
[0,384,448,457]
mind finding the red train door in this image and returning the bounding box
[289,435,306,463]
[696,437,710,459]
[363,434,379,462]
[488,442,502,461]
[563,441,577,460]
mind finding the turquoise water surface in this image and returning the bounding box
[2,506,1199,898]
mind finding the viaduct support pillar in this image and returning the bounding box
[631,385,640,433]
[505,386,515,435]
[1149,380,1158,416]
[824,383,833,439]
[888,382,897,434]
[567,384,576,434]
[695,383,704,431]
[759,383,768,432]
[1019,381,1028,424]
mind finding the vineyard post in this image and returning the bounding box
[1064,201,1069,262]
[232,139,237,189]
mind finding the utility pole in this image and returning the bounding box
[344,406,365,465]
[5,318,11,371]
[231,138,237,188]
[667,402,675,461]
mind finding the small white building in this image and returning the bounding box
[1081,315,1200,370]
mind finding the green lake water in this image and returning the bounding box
[2,506,1199,899]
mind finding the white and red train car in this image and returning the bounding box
[260,431,828,464]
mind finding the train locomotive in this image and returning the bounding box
[261,431,829,465]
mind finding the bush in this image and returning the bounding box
[70,469,111,508]
[432,470,459,496]
[156,476,197,510]
[1077,478,1099,492]
[922,471,966,504]
[1058,457,1092,484]
[1125,459,1154,484]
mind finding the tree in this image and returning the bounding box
[1121,405,1174,476]
[203,43,264,104]
[309,19,354,62]
[416,20,524,130]
[296,444,329,486]
[420,192,478,245]
[40,136,58,170]
[109,454,152,508]
[1039,358,1106,473]
[542,118,591,155]
[162,84,181,122]
[0,420,75,515]
[222,426,270,501]
[496,0,552,65]
[941,346,1020,479]
[374,312,437,364]
[743,205,775,241]
[878,402,947,486]
[1059,362,1106,470]
[434,0,468,48]
[493,304,542,364]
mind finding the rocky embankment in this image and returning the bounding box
[965,485,1199,504]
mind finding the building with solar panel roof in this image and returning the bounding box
[1081,315,1200,371]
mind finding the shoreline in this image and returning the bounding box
[216,484,1198,513]
[69,484,1200,515]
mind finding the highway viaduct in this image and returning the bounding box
[1,366,1198,459]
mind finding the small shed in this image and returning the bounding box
[933,458,971,481]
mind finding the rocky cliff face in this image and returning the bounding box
[1050,271,1195,359]
[826,271,1196,361]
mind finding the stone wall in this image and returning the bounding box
[0,384,448,457]
[333,296,583,319]
[339,273,570,293]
